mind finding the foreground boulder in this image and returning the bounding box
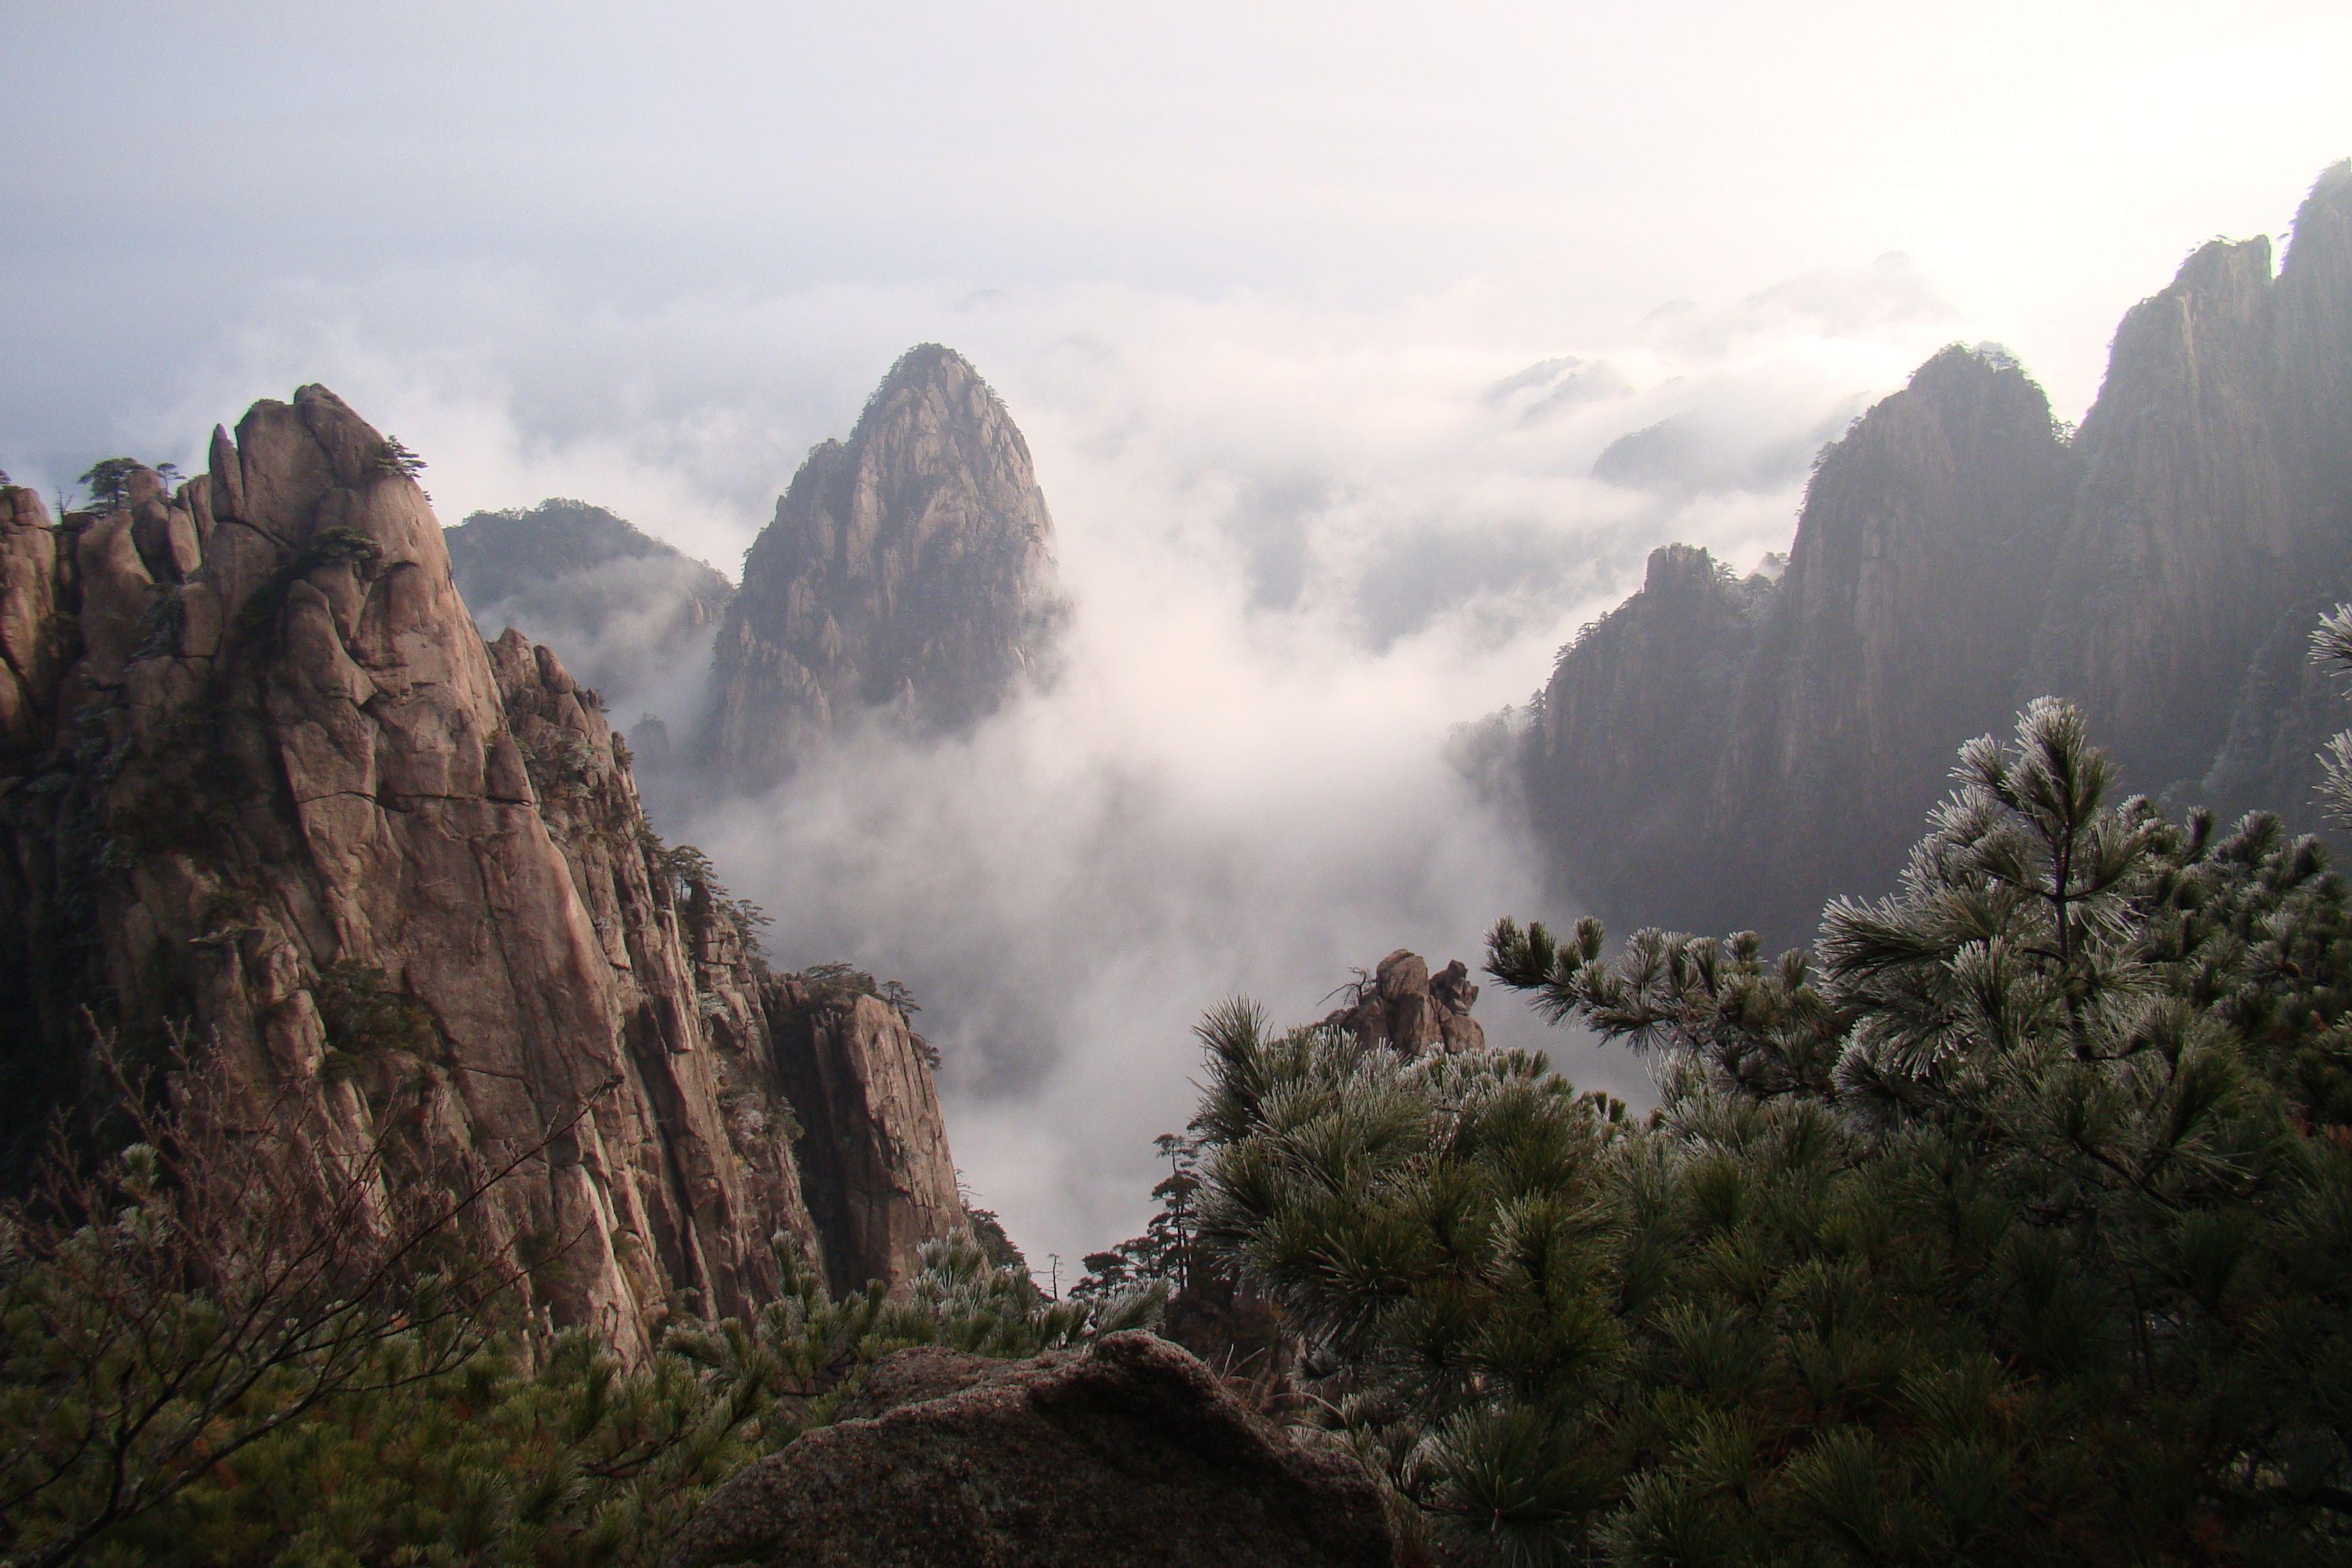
[669,1333,1394,1568]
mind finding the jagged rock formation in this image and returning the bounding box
[1521,544,1778,931]
[668,1333,1395,1568]
[1326,948,1486,1056]
[1510,161,2352,945]
[0,388,965,1356]
[446,498,733,729]
[764,977,965,1297]
[702,344,1066,789]
[2026,238,2301,787]
[1713,346,2075,936]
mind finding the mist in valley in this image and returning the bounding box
[5,1,2348,1273]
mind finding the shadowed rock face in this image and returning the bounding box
[0,389,964,1356]
[2026,236,2292,790]
[1717,345,2076,938]
[760,977,965,1298]
[668,1333,1396,1568]
[1512,162,2352,947]
[1521,542,1776,935]
[702,344,1066,790]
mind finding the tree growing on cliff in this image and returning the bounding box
[0,1036,562,1568]
[1,1038,1164,1568]
[1195,699,2352,1565]
[71,459,178,514]
[1073,1133,1201,1298]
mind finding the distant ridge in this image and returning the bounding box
[1503,159,2352,945]
[444,497,734,723]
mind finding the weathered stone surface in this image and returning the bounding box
[762,978,964,1296]
[0,387,971,1354]
[1329,948,1484,1056]
[0,489,63,755]
[702,344,1067,789]
[669,1333,1395,1568]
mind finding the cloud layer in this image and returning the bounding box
[9,149,2339,1269]
[218,261,1945,1267]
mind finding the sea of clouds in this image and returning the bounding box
[15,262,1967,1268]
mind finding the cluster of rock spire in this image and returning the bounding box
[1508,161,2352,944]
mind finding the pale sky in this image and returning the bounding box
[6,0,2347,1267]
[7,0,2348,487]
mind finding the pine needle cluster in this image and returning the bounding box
[1197,699,2352,1566]
[0,1071,1162,1568]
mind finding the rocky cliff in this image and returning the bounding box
[702,344,1066,789]
[764,975,966,1298]
[1511,161,2352,945]
[1714,345,2076,938]
[1521,543,1776,933]
[0,388,966,1355]
[2025,236,2296,789]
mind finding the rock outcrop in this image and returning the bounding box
[1507,162,2352,945]
[0,388,966,1356]
[668,1333,1395,1568]
[1326,948,1487,1056]
[702,344,1066,789]
[762,976,965,1297]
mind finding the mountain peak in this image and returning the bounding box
[702,344,1066,787]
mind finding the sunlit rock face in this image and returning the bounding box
[702,344,1067,791]
[1512,161,2352,947]
[0,389,964,1358]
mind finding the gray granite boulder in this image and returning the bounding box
[670,1332,1394,1567]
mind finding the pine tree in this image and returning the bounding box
[1195,698,2352,1565]
[71,458,178,514]
[1072,1132,1201,1298]
[0,1063,1164,1567]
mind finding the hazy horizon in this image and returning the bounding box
[6,0,2347,1271]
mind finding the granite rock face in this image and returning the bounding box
[668,1333,1395,1568]
[761,976,966,1298]
[702,344,1066,789]
[1510,162,2352,945]
[0,389,965,1356]
[1327,948,1487,1056]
